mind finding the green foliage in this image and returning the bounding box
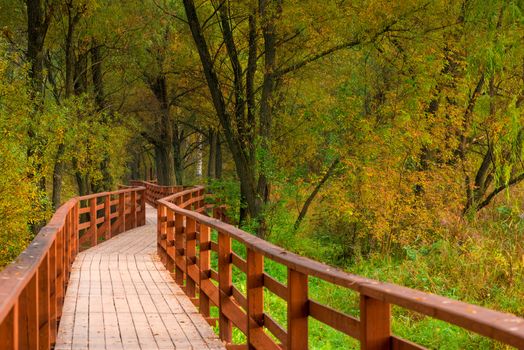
[0,41,47,267]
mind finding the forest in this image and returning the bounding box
[0,0,523,348]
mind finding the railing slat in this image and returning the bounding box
[360,295,391,350]
[38,254,50,349]
[247,249,264,350]
[0,303,17,350]
[18,273,38,349]
[218,231,233,343]
[287,268,308,350]
[199,224,211,317]
[185,218,197,298]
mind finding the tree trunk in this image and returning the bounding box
[173,126,184,185]
[215,135,222,179]
[155,143,175,186]
[148,73,176,186]
[91,40,106,111]
[91,41,112,190]
[207,129,217,179]
[294,159,340,229]
[26,0,51,225]
[26,0,49,96]
[52,4,81,209]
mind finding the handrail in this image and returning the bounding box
[0,186,146,349]
[147,180,524,349]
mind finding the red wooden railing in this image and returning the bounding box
[129,180,183,208]
[0,187,146,350]
[137,180,524,350]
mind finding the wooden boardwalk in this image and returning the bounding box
[55,205,224,350]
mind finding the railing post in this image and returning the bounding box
[118,192,125,234]
[360,295,391,350]
[287,268,308,350]
[199,188,205,211]
[165,207,174,272]
[49,240,57,345]
[157,203,165,263]
[218,231,232,343]
[130,190,137,229]
[139,188,146,226]
[174,209,185,285]
[38,253,50,349]
[89,197,97,247]
[0,303,18,350]
[199,224,211,318]
[56,229,64,318]
[18,272,38,349]
[74,201,79,258]
[104,194,111,240]
[247,248,264,349]
[185,217,197,298]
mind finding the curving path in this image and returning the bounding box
[55,205,224,350]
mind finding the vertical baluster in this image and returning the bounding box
[64,215,70,285]
[157,203,164,260]
[165,208,175,272]
[218,231,232,343]
[130,190,137,229]
[56,229,64,318]
[89,197,97,247]
[247,249,264,349]
[38,253,50,349]
[49,240,57,345]
[199,223,211,318]
[18,273,38,349]
[185,217,197,298]
[73,201,78,259]
[174,202,185,285]
[118,192,125,234]
[199,188,205,211]
[287,268,308,350]
[104,194,111,240]
[360,295,391,350]
[0,303,18,350]
[140,189,146,225]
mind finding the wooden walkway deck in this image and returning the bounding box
[55,205,224,350]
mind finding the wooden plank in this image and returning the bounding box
[174,213,185,285]
[89,198,97,248]
[232,252,247,273]
[199,223,211,317]
[186,218,197,298]
[309,300,359,339]
[165,209,175,273]
[263,314,286,346]
[391,336,427,350]
[38,254,50,350]
[287,268,308,350]
[232,286,247,310]
[360,295,391,350]
[49,240,57,346]
[104,194,111,240]
[263,274,287,300]
[218,231,233,343]
[18,273,38,349]
[0,303,17,350]
[247,249,264,350]
[78,222,90,231]
[221,297,247,334]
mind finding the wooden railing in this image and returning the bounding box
[0,186,146,350]
[130,180,183,208]
[149,181,524,350]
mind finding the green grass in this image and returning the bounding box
[198,219,522,350]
